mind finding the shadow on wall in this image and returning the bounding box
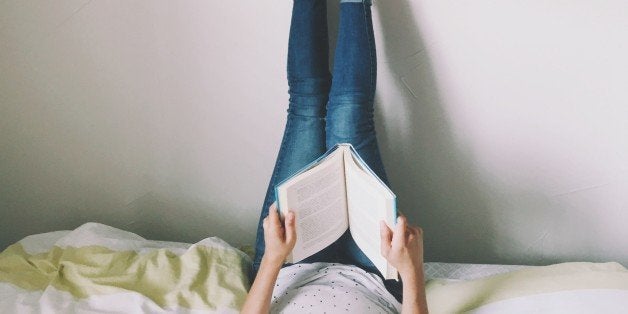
[122,191,252,245]
[367,0,615,266]
[367,0,498,264]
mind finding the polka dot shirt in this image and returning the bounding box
[270,262,400,313]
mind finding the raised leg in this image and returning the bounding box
[326,0,386,182]
[326,0,403,302]
[251,0,332,279]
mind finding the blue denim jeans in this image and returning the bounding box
[251,0,402,302]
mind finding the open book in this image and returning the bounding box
[275,143,398,280]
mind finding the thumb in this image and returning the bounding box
[284,211,297,244]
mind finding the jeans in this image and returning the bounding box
[251,0,402,302]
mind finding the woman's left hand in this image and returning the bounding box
[262,202,297,265]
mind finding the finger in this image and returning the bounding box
[263,216,269,230]
[393,215,407,248]
[284,211,297,245]
[380,221,392,257]
[380,220,393,243]
[268,205,282,228]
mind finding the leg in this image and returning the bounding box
[252,0,332,279]
[326,0,386,181]
[326,0,403,302]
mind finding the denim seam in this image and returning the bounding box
[363,4,376,101]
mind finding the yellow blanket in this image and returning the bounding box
[0,222,250,313]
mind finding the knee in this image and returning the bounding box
[325,102,375,143]
[288,76,331,97]
[287,77,331,116]
[328,91,373,108]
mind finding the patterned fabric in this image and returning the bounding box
[270,263,400,313]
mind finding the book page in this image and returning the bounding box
[277,150,349,262]
[343,149,397,280]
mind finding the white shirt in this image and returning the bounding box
[270,262,401,314]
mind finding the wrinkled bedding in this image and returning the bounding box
[2,223,627,313]
[0,223,251,313]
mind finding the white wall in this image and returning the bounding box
[1,0,627,266]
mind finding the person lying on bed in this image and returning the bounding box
[242,0,428,313]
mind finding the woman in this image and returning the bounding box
[242,0,428,313]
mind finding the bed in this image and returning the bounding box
[1,222,627,313]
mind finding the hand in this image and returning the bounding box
[380,215,424,279]
[262,202,297,265]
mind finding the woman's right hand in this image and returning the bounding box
[379,215,424,280]
[262,202,297,265]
